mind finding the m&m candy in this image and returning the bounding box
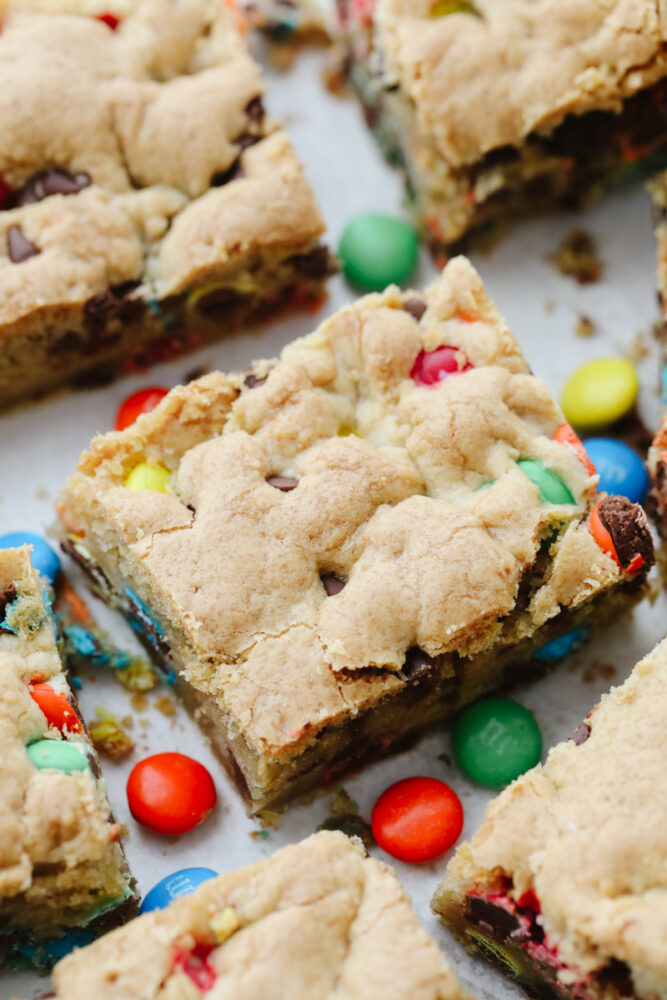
[452,698,542,789]
[583,438,649,504]
[410,346,473,386]
[26,739,89,774]
[553,423,596,476]
[115,387,169,431]
[561,359,638,430]
[29,683,82,733]
[338,214,419,291]
[371,776,464,863]
[533,626,590,663]
[516,459,574,505]
[124,462,170,493]
[0,532,60,586]
[126,752,217,835]
[19,929,94,966]
[141,868,218,913]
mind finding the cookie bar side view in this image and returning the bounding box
[0,0,332,410]
[338,0,667,252]
[646,172,667,541]
[432,637,667,1000]
[57,257,654,819]
[49,830,469,1000]
[0,545,137,967]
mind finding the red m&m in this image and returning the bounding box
[371,776,463,863]
[411,346,473,386]
[115,387,169,431]
[127,752,217,835]
[29,683,82,734]
[554,423,596,476]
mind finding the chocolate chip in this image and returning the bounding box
[465,895,522,942]
[15,168,92,206]
[84,281,141,321]
[60,539,111,593]
[596,495,654,573]
[245,96,265,123]
[596,959,634,996]
[234,132,261,150]
[288,245,333,280]
[402,297,427,320]
[403,646,434,681]
[7,225,40,262]
[568,721,591,745]
[192,286,251,319]
[210,159,244,187]
[321,573,346,596]
[244,372,268,389]
[266,475,298,492]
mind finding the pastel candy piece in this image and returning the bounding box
[533,625,591,663]
[26,738,90,773]
[583,438,649,504]
[338,213,419,291]
[516,459,575,505]
[452,697,542,790]
[561,358,638,430]
[411,345,473,386]
[0,531,60,585]
[19,929,94,966]
[125,461,170,492]
[141,868,218,913]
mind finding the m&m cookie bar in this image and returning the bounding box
[47,831,469,1000]
[0,546,136,966]
[58,257,653,818]
[0,0,331,410]
[338,0,667,252]
[432,637,667,1000]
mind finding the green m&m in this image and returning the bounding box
[452,698,542,789]
[516,459,574,505]
[338,214,419,291]
[561,358,638,430]
[26,738,90,774]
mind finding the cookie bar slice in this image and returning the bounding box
[57,257,654,819]
[432,637,667,1000]
[0,0,332,410]
[338,0,667,252]
[0,545,137,966]
[48,830,469,1000]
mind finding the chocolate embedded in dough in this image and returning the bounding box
[568,722,591,745]
[596,495,654,572]
[7,225,40,262]
[15,168,92,205]
[402,297,427,320]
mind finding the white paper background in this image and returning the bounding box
[3,29,667,1000]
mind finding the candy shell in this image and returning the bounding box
[125,462,170,493]
[126,752,217,835]
[561,359,638,430]
[516,459,574,505]
[19,929,94,966]
[115,387,169,431]
[410,345,473,386]
[533,625,591,663]
[553,423,596,476]
[583,438,649,504]
[338,214,419,291]
[141,868,218,913]
[371,776,464,863]
[0,531,60,585]
[452,698,542,789]
[26,738,89,773]
[29,683,82,733]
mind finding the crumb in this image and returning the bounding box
[34,486,50,501]
[317,788,374,847]
[139,718,150,728]
[89,708,134,759]
[544,299,554,314]
[549,229,602,284]
[130,692,149,712]
[154,694,176,717]
[121,715,134,728]
[582,660,616,684]
[575,315,596,338]
[116,657,158,692]
[249,829,271,840]
[321,48,349,98]
[625,332,649,364]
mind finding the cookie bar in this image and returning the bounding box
[646,173,667,539]
[57,257,654,819]
[0,545,136,966]
[44,830,468,1000]
[432,637,667,1000]
[0,0,331,410]
[338,0,667,252]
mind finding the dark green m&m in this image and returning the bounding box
[452,698,542,789]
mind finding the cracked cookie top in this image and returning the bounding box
[52,830,468,1000]
[438,637,667,995]
[0,0,324,330]
[60,258,645,755]
[0,546,126,930]
[374,0,667,168]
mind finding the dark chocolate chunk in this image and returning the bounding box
[646,452,667,538]
[596,495,654,573]
[244,372,268,389]
[465,895,521,942]
[596,959,635,996]
[568,721,591,745]
[266,475,298,492]
[15,168,92,206]
[192,286,251,319]
[321,573,346,596]
[84,281,141,322]
[244,96,265,123]
[0,584,17,631]
[7,225,40,263]
[60,539,111,594]
[234,132,261,150]
[210,159,244,187]
[402,297,427,320]
[288,245,333,280]
[403,646,434,681]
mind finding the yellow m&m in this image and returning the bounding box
[125,462,170,493]
[561,359,638,430]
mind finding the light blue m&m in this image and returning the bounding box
[140,867,218,913]
[583,438,649,504]
[0,531,61,586]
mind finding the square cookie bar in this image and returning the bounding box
[0,545,136,966]
[0,0,331,410]
[48,830,469,1000]
[58,257,654,818]
[338,0,667,251]
[646,172,667,539]
[432,637,667,1000]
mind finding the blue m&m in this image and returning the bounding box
[583,438,649,504]
[141,867,218,913]
[0,531,61,586]
[533,625,590,663]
